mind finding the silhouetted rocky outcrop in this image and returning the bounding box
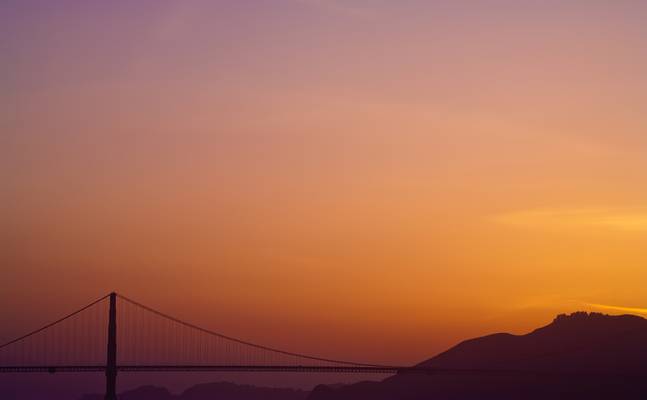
[310,312,647,399]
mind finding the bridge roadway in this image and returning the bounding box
[2,365,646,380]
[0,365,402,374]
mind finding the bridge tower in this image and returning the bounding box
[105,292,117,400]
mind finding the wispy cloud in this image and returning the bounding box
[492,207,647,232]
[582,302,647,315]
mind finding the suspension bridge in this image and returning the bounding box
[0,292,426,399]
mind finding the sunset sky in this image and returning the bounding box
[3,0,647,367]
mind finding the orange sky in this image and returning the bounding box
[2,1,647,366]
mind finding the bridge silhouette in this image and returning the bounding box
[0,292,429,399]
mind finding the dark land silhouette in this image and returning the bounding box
[80,382,308,400]
[3,311,647,399]
[310,311,647,399]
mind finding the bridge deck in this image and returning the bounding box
[2,365,645,379]
[0,365,401,374]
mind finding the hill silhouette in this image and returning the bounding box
[310,312,647,399]
[80,382,308,400]
[419,311,647,373]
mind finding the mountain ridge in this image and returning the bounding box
[310,311,647,399]
[418,311,647,373]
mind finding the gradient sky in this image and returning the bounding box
[2,0,647,367]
